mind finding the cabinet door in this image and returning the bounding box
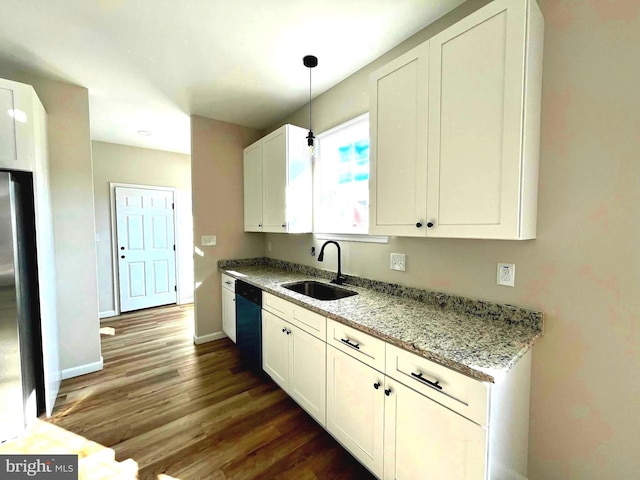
[369,42,429,237]
[0,86,18,169]
[289,324,326,426]
[262,127,287,232]
[427,0,528,239]
[327,345,384,478]
[384,378,486,480]
[243,140,263,232]
[261,310,290,390]
[0,79,36,172]
[221,287,236,343]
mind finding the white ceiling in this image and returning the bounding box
[0,0,464,154]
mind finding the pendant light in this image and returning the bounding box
[303,55,318,157]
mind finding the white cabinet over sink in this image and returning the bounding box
[243,124,312,233]
[369,0,544,240]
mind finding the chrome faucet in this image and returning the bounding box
[317,240,345,285]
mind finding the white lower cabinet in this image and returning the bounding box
[262,309,326,426]
[289,322,326,424]
[326,343,488,480]
[384,378,486,480]
[326,345,385,478]
[257,293,531,480]
[221,274,236,342]
[262,310,289,388]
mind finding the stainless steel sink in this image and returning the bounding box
[282,280,358,301]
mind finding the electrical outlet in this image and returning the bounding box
[497,263,515,287]
[201,235,216,247]
[390,253,406,272]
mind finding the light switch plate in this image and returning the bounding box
[202,235,217,247]
[497,263,515,287]
[390,253,406,272]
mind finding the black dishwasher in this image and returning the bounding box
[235,280,262,371]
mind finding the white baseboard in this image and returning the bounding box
[193,331,227,345]
[99,310,117,320]
[179,295,194,305]
[61,357,104,380]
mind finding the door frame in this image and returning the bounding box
[109,182,181,316]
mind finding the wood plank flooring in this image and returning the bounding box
[31,304,376,479]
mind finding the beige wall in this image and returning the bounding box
[190,115,264,339]
[0,67,101,373]
[266,1,640,478]
[91,141,194,315]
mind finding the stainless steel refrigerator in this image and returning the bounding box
[0,171,45,444]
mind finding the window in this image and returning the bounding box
[314,113,369,234]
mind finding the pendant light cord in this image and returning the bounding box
[309,67,312,131]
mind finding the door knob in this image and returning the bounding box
[385,388,392,396]
[427,221,434,228]
[416,222,422,228]
[120,255,125,259]
[120,246,125,250]
[373,382,381,390]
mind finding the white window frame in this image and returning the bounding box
[313,113,387,243]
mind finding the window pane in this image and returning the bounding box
[314,113,369,234]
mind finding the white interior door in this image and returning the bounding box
[115,186,177,312]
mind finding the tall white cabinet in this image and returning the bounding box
[243,124,312,233]
[0,77,60,416]
[370,0,543,239]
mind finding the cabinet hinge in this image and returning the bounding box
[173,244,176,251]
[174,285,177,292]
[172,202,175,209]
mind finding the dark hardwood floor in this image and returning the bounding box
[48,304,376,479]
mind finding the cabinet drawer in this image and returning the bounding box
[221,274,236,292]
[327,318,385,372]
[263,292,293,319]
[385,344,488,426]
[290,304,326,341]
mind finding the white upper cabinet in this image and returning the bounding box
[427,0,543,239]
[369,42,430,237]
[370,0,543,239]
[243,140,263,231]
[0,78,38,172]
[243,124,312,233]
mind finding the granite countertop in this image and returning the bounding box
[219,258,543,384]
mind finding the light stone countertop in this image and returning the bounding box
[220,261,543,384]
